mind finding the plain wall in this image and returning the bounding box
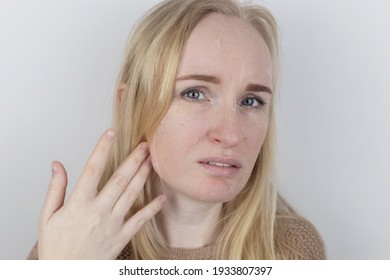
[1,0,389,259]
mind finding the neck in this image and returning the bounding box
[156,194,223,248]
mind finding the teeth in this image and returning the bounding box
[207,161,232,167]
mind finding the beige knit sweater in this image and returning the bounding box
[27,215,326,260]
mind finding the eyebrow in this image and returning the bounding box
[246,84,272,94]
[176,74,272,94]
[176,74,221,84]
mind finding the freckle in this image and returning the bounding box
[181,123,184,126]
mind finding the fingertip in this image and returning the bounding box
[138,142,149,154]
[106,129,116,140]
[51,161,58,175]
[51,161,65,176]
[159,195,167,204]
[51,161,68,183]
[42,161,68,226]
[51,160,65,174]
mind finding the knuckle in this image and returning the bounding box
[84,163,102,178]
[136,217,146,229]
[123,189,138,202]
[48,183,62,193]
[111,173,128,189]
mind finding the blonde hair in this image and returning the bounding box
[99,0,291,259]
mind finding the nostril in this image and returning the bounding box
[206,114,244,147]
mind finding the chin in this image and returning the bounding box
[155,170,249,203]
[180,180,244,203]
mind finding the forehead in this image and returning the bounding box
[177,13,273,86]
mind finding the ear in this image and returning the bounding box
[116,83,127,105]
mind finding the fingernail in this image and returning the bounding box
[140,142,149,153]
[106,129,115,140]
[51,162,58,175]
[159,195,167,204]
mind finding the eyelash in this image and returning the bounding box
[180,87,208,102]
[241,95,267,109]
[180,88,266,108]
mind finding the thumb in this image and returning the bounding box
[39,161,68,228]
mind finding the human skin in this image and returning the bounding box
[37,131,166,259]
[36,13,274,258]
[150,13,273,247]
[151,13,272,204]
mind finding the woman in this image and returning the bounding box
[28,0,325,259]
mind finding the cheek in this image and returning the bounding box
[240,117,269,171]
[249,121,268,151]
[149,109,206,176]
[242,113,268,147]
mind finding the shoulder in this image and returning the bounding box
[274,214,326,260]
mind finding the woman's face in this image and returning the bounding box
[150,13,273,203]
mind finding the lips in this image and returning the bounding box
[198,157,242,176]
[206,161,235,167]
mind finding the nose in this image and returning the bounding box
[207,106,244,147]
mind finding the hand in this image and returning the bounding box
[38,129,166,259]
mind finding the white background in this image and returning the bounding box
[1,0,389,259]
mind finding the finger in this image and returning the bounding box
[72,129,116,201]
[118,195,166,243]
[39,161,68,227]
[96,142,149,208]
[111,155,152,218]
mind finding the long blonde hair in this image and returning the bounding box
[98,0,291,259]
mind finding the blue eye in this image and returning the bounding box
[181,88,207,101]
[241,96,266,108]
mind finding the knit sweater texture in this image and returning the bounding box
[27,215,326,260]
